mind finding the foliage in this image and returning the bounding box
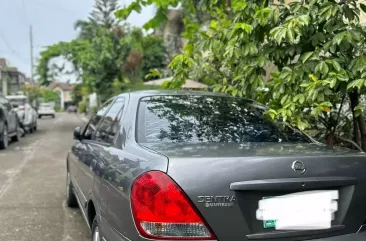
[78,100,87,113]
[36,0,167,104]
[43,89,60,103]
[75,0,120,40]
[22,85,43,103]
[54,104,62,112]
[116,0,366,151]
[141,35,167,78]
[71,83,84,104]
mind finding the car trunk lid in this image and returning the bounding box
[142,142,366,241]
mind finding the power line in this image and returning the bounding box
[0,31,29,65]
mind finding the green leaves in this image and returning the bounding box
[293,94,305,104]
[347,79,366,90]
[302,52,314,64]
[354,104,364,117]
[360,3,366,13]
[234,23,253,33]
[332,31,346,45]
[315,62,329,76]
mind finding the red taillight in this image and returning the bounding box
[131,171,216,240]
[18,105,24,110]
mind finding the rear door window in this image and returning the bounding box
[137,95,311,144]
[95,98,125,144]
[83,98,115,140]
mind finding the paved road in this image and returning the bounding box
[0,113,90,241]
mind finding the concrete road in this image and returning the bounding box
[0,113,90,241]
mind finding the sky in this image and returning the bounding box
[0,0,155,81]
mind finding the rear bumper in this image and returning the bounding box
[311,232,366,240]
[38,112,55,115]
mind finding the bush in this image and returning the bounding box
[91,106,98,114]
[78,101,87,113]
[54,104,62,112]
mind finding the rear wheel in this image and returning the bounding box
[91,217,100,241]
[11,121,20,142]
[0,125,8,150]
[38,115,42,119]
[66,172,78,207]
[52,115,55,119]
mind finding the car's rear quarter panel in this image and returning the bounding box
[92,94,170,241]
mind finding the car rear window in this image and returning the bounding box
[9,99,25,107]
[40,103,52,108]
[137,95,312,144]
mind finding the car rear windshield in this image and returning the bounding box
[9,99,25,107]
[137,95,312,144]
[40,103,52,108]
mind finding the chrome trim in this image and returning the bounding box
[70,175,87,205]
[74,187,91,231]
[357,224,366,233]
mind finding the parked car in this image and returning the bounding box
[38,103,55,118]
[0,93,20,149]
[66,90,366,241]
[67,105,77,113]
[6,95,37,134]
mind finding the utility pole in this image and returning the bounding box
[30,25,34,83]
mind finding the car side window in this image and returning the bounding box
[83,98,115,140]
[2,98,12,110]
[94,98,125,144]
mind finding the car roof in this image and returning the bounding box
[6,95,27,99]
[117,90,232,98]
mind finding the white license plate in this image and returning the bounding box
[257,190,338,230]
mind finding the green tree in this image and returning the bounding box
[42,89,60,102]
[116,0,366,151]
[74,0,120,40]
[71,83,84,104]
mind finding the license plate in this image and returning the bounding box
[260,191,338,230]
[262,196,276,228]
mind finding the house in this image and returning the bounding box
[48,81,75,110]
[0,58,27,95]
[144,77,208,90]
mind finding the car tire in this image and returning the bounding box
[66,172,78,207]
[11,121,21,142]
[38,115,42,119]
[34,123,37,132]
[91,217,100,241]
[52,115,55,119]
[0,124,8,150]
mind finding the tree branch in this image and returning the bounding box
[333,94,346,132]
[335,135,364,152]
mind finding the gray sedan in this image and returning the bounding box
[66,90,366,241]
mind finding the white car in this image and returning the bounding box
[38,103,56,118]
[6,95,37,133]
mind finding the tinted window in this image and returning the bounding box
[95,98,125,144]
[137,95,311,144]
[1,97,12,109]
[83,98,115,140]
[8,99,25,107]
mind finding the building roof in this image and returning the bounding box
[144,77,208,89]
[48,82,75,91]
